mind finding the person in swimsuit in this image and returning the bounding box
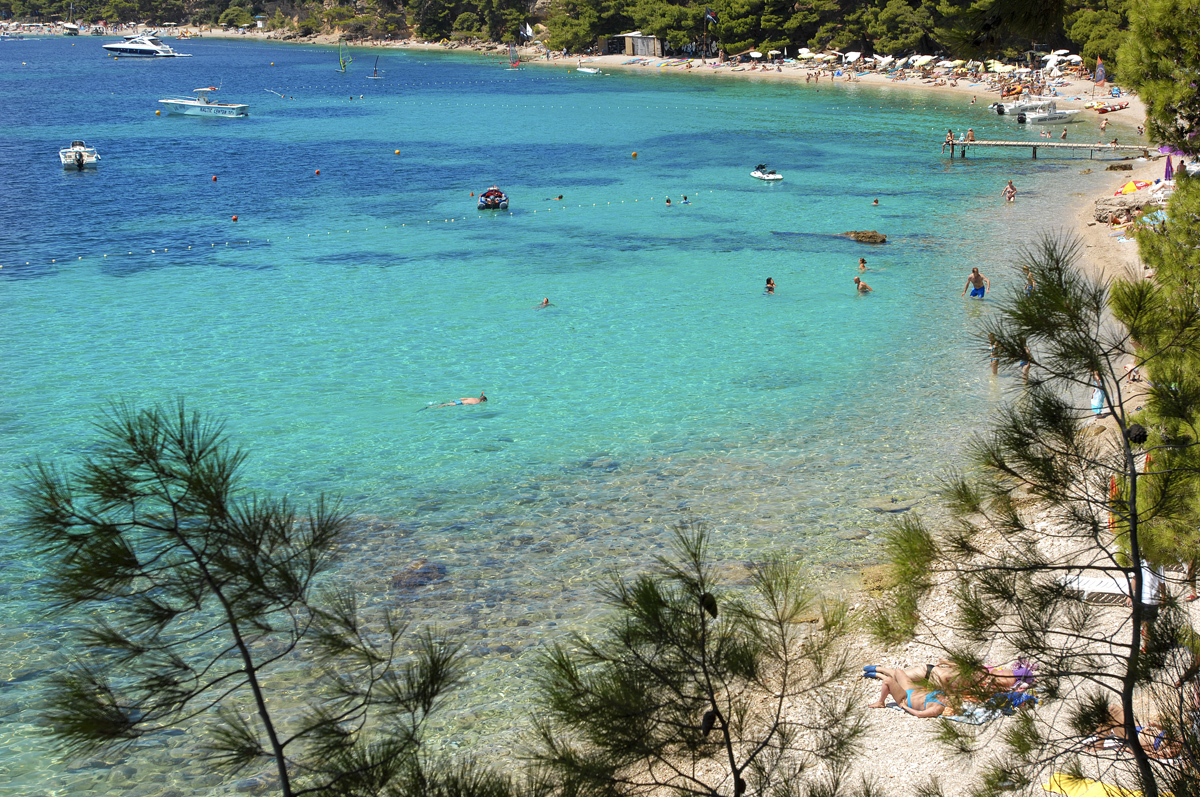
[863,665,952,717]
[1087,703,1181,760]
[434,392,487,408]
[989,333,999,375]
[1002,180,1017,202]
[665,197,671,206]
[680,195,690,204]
[872,198,879,205]
[854,276,872,293]
[962,267,989,298]
[534,298,552,308]
[1023,266,1036,294]
[765,277,775,294]
[873,659,1036,694]
[858,258,867,272]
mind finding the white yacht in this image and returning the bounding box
[103,34,191,57]
[158,87,249,118]
[59,140,100,169]
[990,93,1051,115]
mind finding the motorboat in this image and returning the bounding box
[63,22,80,35]
[1017,102,1082,124]
[158,87,249,118]
[59,140,100,170]
[103,34,191,57]
[478,186,509,210]
[990,93,1052,115]
[751,164,782,181]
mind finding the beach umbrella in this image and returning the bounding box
[914,55,935,67]
[1065,55,1082,62]
[1115,181,1151,195]
[1157,145,1187,156]
[749,51,762,58]
[844,51,861,63]
[875,55,895,66]
[1053,49,1069,55]
[768,49,781,55]
[949,59,965,66]
[1165,157,1174,180]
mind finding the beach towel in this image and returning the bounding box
[943,704,1003,725]
[1043,773,1144,797]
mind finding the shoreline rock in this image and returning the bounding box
[841,230,887,244]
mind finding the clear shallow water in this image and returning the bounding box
[1,37,1126,794]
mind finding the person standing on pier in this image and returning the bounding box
[1002,180,1016,202]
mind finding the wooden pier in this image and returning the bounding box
[946,139,1152,159]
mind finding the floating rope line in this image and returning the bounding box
[1,192,718,268]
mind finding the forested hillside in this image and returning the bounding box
[1,0,1133,69]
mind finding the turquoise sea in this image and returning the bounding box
[1,35,1128,794]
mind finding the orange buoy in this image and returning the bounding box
[394,149,400,155]
[271,62,275,65]
[212,175,217,182]
[315,169,320,175]
[632,152,637,158]
[471,191,475,196]
[155,109,161,115]
[232,215,239,222]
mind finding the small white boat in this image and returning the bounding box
[59,140,100,170]
[62,22,80,35]
[990,93,1051,115]
[576,67,600,74]
[159,87,249,118]
[751,164,782,181]
[103,34,191,57]
[1018,102,1082,124]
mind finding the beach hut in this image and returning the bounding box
[606,31,662,58]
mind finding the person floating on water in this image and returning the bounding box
[765,277,775,294]
[962,267,990,299]
[534,297,552,308]
[432,392,487,409]
[854,276,872,293]
[1002,180,1016,202]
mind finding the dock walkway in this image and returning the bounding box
[946,140,1152,159]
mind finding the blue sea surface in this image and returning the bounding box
[0,36,1125,794]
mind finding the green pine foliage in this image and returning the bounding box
[1117,0,1200,158]
[21,402,512,797]
[870,236,1200,797]
[532,521,873,797]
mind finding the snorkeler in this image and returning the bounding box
[430,392,487,409]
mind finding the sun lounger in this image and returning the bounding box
[1059,574,1131,604]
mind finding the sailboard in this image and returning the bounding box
[336,40,353,73]
[506,43,520,70]
[367,55,382,79]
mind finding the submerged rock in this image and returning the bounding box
[841,230,887,244]
[1106,163,1134,171]
[389,559,447,590]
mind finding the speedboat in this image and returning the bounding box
[62,22,80,35]
[59,140,100,170]
[990,93,1051,115]
[478,186,509,210]
[158,87,249,118]
[751,164,782,181]
[102,34,191,57]
[1018,102,1082,124]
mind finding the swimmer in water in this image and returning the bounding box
[962,267,989,299]
[681,195,690,204]
[534,297,552,308]
[765,277,775,294]
[872,198,879,205]
[854,276,872,293]
[432,392,487,408]
[665,197,672,206]
[858,258,868,272]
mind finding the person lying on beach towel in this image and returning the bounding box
[863,665,956,717]
[875,659,1037,694]
[1083,703,1182,760]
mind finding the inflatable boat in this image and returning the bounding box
[478,186,509,210]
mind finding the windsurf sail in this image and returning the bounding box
[337,40,352,72]
[508,43,519,68]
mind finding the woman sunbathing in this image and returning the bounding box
[1087,704,1181,760]
[876,659,1036,694]
[863,665,954,717]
